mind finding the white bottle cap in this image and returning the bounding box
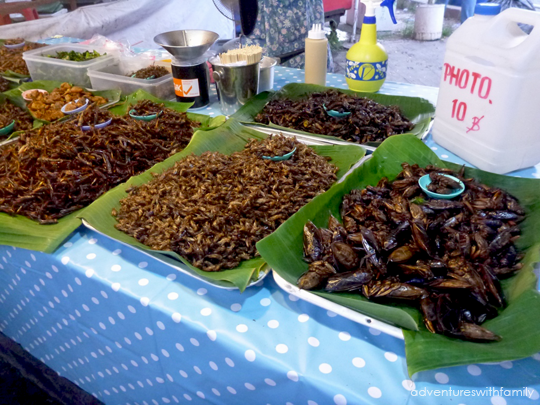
[308,23,326,40]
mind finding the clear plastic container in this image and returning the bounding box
[88,61,174,99]
[22,44,116,88]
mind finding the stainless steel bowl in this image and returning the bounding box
[154,30,219,62]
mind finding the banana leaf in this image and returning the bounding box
[0,91,25,110]
[0,70,30,82]
[0,93,228,254]
[231,83,435,147]
[4,80,122,124]
[109,89,226,131]
[256,134,540,375]
[79,119,366,291]
[0,76,24,90]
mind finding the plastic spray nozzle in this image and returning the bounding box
[381,0,397,24]
[362,0,397,23]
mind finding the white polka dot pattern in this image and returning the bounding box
[368,387,382,398]
[467,365,482,376]
[236,324,248,333]
[435,373,449,384]
[319,363,332,374]
[491,396,507,405]
[245,350,256,362]
[287,370,299,382]
[384,352,398,362]
[334,394,347,405]
[276,344,288,354]
[402,380,415,391]
[308,337,319,347]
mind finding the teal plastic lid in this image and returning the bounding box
[474,3,501,15]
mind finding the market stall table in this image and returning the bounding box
[0,67,539,405]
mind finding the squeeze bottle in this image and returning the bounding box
[305,24,328,86]
[432,4,540,174]
[345,0,396,93]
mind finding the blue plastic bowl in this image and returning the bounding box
[0,120,15,136]
[61,98,89,115]
[129,109,162,121]
[418,173,465,199]
[4,41,25,49]
[80,117,112,131]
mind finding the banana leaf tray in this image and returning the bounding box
[79,119,367,291]
[231,82,436,147]
[0,90,225,254]
[257,134,540,375]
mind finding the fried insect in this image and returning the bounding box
[4,38,24,46]
[325,269,373,292]
[298,163,525,342]
[0,41,47,75]
[427,172,463,194]
[0,101,198,223]
[0,101,33,132]
[114,135,338,272]
[255,89,415,144]
[77,106,110,127]
[304,221,323,263]
[128,65,170,79]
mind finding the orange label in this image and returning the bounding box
[173,78,200,98]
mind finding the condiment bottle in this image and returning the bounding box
[304,24,328,86]
[432,4,540,174]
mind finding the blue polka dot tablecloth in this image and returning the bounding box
[0,67,540,405]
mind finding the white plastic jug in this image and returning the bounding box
[432,7,540,174]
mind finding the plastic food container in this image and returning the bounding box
[87,61,174,99]
[22,44,115,88]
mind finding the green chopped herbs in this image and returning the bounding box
[47,50,105,62]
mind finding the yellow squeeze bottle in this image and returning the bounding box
[345,0,397,92]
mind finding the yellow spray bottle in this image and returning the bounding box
[345,0,397,92]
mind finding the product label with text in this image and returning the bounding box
[441,62,493,134]
[173,78,200,98]
[346,60,387,81]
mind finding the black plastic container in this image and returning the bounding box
[171,61,210,109]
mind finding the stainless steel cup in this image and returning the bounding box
[258,56,278,93]
[209,56,260,116]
